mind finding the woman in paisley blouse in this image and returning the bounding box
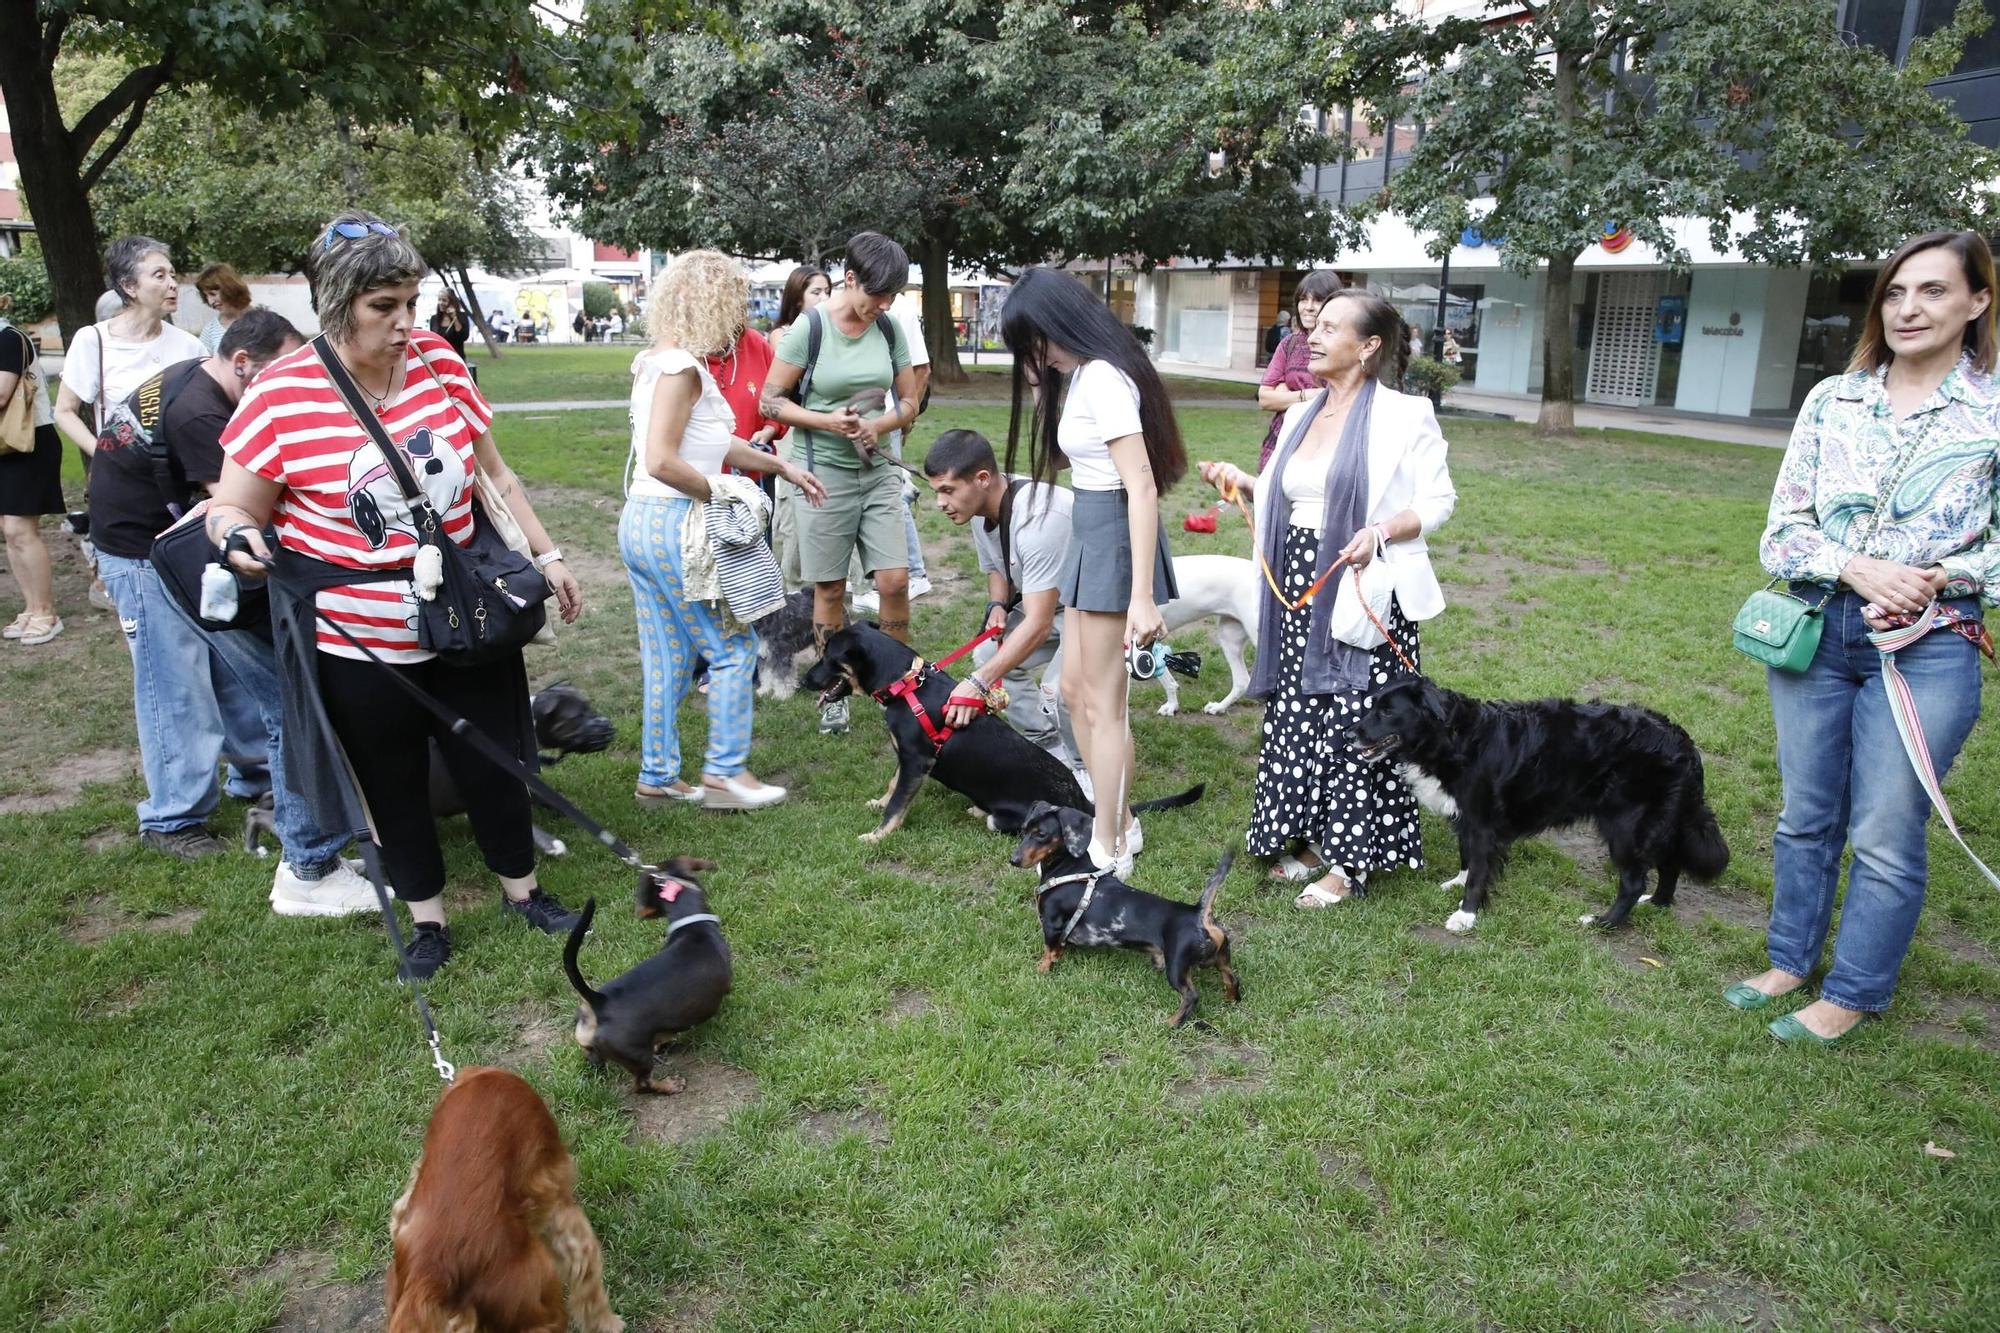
[1730,230,1997,1044]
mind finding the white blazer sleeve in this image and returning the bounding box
[1405,396,1457,535]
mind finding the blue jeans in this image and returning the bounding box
[887,430,927,581]
[181,605,352,877]
[620,496,758,786]
[98,551,269,832]
[1766,590,1983,1011]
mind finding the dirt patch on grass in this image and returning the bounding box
[883,988,934,1024]
[1644,1271,1799,1332]
[83,826,132,853]
[247,1252,384,1332]
[1668,882,1769,932]
[1168,1041,1270,1104]
[1927,923,1997,968]
[0,746,139,814]
[85,978,155,1018]
[626,1058,759,1145]
[1906,996,2000,1052]
[63,896,202,945]
[1543,825,1607,877]
[644,1285,727,1332]
[496,1000,572,1068]
[799,1106,891,1147]
[882,857,956,890]
[1316,1149,1386,1214]
[1409,922,1475,948]
[1592,926,1668,974]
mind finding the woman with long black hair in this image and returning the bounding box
[1001,267,1185,872]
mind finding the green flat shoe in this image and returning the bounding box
[1768,1013,1856,1047]
[1723,982,1783,1011]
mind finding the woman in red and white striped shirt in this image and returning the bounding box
[207,212,583,980]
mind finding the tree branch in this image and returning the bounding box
[41,10,70,68]
[71,47,177,169]
[79,53,179,192]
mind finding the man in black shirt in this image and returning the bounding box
[90,311,300,859]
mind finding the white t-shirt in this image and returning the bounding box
[60,321,206,414]
[1280,448,1328,530]
[628,347,735,500]
[896,309,929,368]
[1057,359,1143,491]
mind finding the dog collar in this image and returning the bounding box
[664,912,720,938]
[1036,869,1107,945]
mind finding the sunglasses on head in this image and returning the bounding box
[321,221,399,251]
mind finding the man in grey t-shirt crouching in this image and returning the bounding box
[921,429,1087,792]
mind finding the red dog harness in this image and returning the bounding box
[869,627,1004,753]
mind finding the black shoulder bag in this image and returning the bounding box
[312,335,548,665]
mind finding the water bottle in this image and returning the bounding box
[199,563,239,622]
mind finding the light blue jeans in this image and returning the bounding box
[620,495,757,786]
[1766,589,1984,1011]
[98,551,269,832]
[177,602,351,877]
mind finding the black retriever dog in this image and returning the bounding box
[802,623,1204,842]
[1352,676,1729,933]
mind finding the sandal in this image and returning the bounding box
[635,782,705,806]
[17,613,63,646]
[2,612,29,640]
[1269,852,1323,884]
[1295,869,1363,909]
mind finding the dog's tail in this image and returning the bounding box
[562,897,607,1010]
[1132,782,1207,814]
[1677,800,1730,882]
[1196,848,1235,929]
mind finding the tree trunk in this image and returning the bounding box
[1536,248,1580,434]
[455,264,504,358]
[916,225,964,384]
[0,16,103,341]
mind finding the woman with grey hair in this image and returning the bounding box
[207,210,584,979]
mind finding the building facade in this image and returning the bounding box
[1133,0,2000,420]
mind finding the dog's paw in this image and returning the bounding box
[1156,701,1178,717]
[865,795,888,810]
[1637,893,1654,905]
[986,814,1000,832]
[1444,909,1478,934]
[1036,957,1055,974]
[637,1075,687,1095]
[1203,700,1229,715]
[1578,912,1600,927]
[1441,870,1470,891]
[858,829,887,844]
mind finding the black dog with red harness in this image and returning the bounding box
[803,622,1204,844]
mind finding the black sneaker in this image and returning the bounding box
[140,826,228,860]
[501,888,581,935]
[398,922,452,980]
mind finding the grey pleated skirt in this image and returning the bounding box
[1059,488,1180,613]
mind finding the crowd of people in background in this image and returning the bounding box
[0,220,1989,1035]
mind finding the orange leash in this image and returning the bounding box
[1218,475,1417,674]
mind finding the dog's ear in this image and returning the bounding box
[665,855,716,875]
[1056,807,1094,859]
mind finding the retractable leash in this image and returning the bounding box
[1869,602,2000,892]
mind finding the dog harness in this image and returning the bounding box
[1036,869,1108,945]
[870,627,1009,754]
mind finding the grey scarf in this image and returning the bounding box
[1247,379,1376,698]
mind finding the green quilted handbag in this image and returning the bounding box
[1733,579,1836,672]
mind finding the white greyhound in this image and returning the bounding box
[1150,554,1260,716]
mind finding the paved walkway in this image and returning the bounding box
[492,382,1794,448]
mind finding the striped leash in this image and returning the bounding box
[1868,602,2000,892]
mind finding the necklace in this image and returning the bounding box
[335,347,396,413]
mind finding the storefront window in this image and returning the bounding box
[1845,0,1911,58]
[1791,269,1878,408]
[1374,271,1485,385]
[1163,272,1233,366]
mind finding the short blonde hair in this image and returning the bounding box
[648,250,747,357]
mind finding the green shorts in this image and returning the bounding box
[793,459,909,585]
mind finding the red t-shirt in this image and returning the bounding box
[703,330,781,468]
[221,331,493,662]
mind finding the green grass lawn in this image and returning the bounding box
[2,407,1997,1331]
[473,343,1261,405]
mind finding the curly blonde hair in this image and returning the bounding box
[648,250,747,356]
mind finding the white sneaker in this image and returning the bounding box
[853,589,881,613]
[906,576,932,600]
[1125,818,1144,857]
[1074,767,1095,802]
[270,860,385,917]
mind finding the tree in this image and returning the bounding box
[534,1,1362,381]
[0,0,624,340]
[1342,0,1999,432]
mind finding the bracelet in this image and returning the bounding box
[984,600,1009,621]
[532,547,564,570]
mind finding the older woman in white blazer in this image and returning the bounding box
[1199,288,1457,908]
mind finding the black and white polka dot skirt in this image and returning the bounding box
[1244,524,1423,872]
